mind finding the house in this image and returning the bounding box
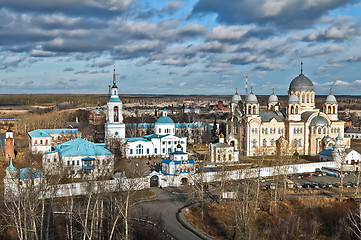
[42,138,114,178]
[28,128,80,154]
[209,133,239,163]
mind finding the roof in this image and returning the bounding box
[311,115,329,127]
[318,147,333,156]
[211,142,233,148]
[143,133,186,139]
[260,111,285,122]
[162,159,195,165]
[107,97,122,103]
[231,92,242,103]
[18,168,44,179]
[288,94,299,104]
[125,137,150,143]
[325,93,337,104]
[346,128,361,134]
[289,73,314,92]
[246,93,258,104]
[268,93,279,104]
[48,138,114,157]
[155,116,174,124]
[301,111,315,122]
[169,151,188,155]
[28,128,79,138]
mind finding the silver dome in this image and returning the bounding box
[289,63,314,92]
[226,133,235,141]
[231,91,243,104]
[288,94,299,104]
[323,135,333,143]
[246,88,258,104]
[311,115,329,127]
[325,88,337,104]
[268,89,279,104]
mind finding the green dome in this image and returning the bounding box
[155,116,174,124]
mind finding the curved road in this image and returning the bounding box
[136,187,209,240]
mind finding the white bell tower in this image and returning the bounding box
[105,67,125,146]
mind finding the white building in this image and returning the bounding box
[124,109,187,158]
[345,128,361,139]
[105,68,125,146]
[28,128,80,154]
[209,133,239,163]
[42,138,114,178]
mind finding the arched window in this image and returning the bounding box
[248,106,252,114]
[295,106,299,114]
[263,139,267,147]
[271,139,274,146]
[333,106,336,114]
[290,106,294,114]
[328,106,331,114]
[337,128,340,133]
[331,128,333,133]
[313,127,316,134]
[323,128,326,134]
[114,106,119,122]
[253,105,256,115]
[294,139,297,147]
[318,128,321,134]
[302,93,305,103]
[307,93,310,103]
[299,139,302,147]
[252,139,257,148]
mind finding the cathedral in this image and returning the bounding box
[227,63,350,156]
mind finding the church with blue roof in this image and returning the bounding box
[42,138,114,178]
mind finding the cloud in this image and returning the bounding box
[30,49,57,57]
[179,82,186,87]
[90,60,113,68]
[74,70,89,74]
[191,0,358,29]
[63,67,74,71]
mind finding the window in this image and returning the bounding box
[72,161,75,165]
[40,140,43,144]
[163,148,165,153]
[168,141,171,144]
[294,129,296,134]
[67,161,70,165]
[331,128,333,133]
[77,160,79,165]
[271,139,274,146]
[35,140,38,144]
[300,128,303,133]
[136,144,143,154]
[168,148,171,153]
[174,148,176,152]
[313,128,316,134]
[147,149,149,154]
[130,149,133,154]
[318,128,321,134]
[45,140,48,144]
[263,139,267,147]
[323,128,326,134]
[159,129,161,133]
[174,141,177,144]
[294,139,297,147]
[155,148,157,154]
[262,128,264,134]
[299,139,302,147]
[252,139,257,148]
[265,128,268,134]
[162,141,166,145]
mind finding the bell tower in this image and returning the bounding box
[105,67,125,146]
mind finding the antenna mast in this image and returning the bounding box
[245,75,248,96]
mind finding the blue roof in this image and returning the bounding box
[175,122,206,128]
[144,134,169,139]
[82,157,95,161]
[18,168,44,179]
[318,147,333,156]
[50,138,114,157]
[156,116,174,124]
[105,122,125,125]
[107,97,122,103]
[162,159,195,165]
[28,128,79,138]
[125,138,150,143]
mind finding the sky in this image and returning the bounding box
[1,0,361,95]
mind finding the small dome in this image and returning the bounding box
[246,88,258,104]
[311,115,329,127]
[323,135,333,143]
[325,88,337,104]
[231,91,242,104]
[155,116,174,124]
[288,94,299,104]
[226,133,235,141]
[268,89,279,104]
[289,62,314,92]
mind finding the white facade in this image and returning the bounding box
[209,135,239,163]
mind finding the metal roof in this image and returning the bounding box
[259,111,285,122]
[28,128,79,138]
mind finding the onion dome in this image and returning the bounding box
[289,62,314,92]
[246,87,258,104]
[268,88,279,104]
[325,88,337,104]
[311,115,329,127]
[288,94,299,104]
[231,88,243,104]
[336,131,342,140]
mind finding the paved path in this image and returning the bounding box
[136,187,209,240]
